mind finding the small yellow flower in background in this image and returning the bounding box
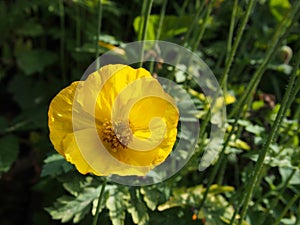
[48,64,179,176]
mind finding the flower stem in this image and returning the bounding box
[220,0,255,88]
[59,0,66,83]
[139,0,153,67]
[92,178,107,225]
[273,192,300,225]
[95,0,102,70]
[236,15,300,225]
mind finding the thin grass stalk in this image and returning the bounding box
[76,3,81,47]
[139,0,153,67]
[191,0,214,51]
[229,4,300,118]
[198,0,255,141]
[183,2,204,46]
[149,0,167,74]
[156,0,167,41]
[230,10,300,224]
[225,0,239,64]
[92,179,108,225]
[237,15,300,225]
[257,168,296,225]
[273,191,300,225]
[273,51,300,140]
[59,0,66,83]
[95,0,102,70]
[138,0,147,41]
[294,202,300,225]
[220,0,256,88]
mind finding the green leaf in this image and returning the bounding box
[16,19,44,37]
[279,167,300,185]
[127,189,149,225]
[8,75,48,110]
[41,154,74,177]
[133,15,195,40]
[106,186,127,225]
[16,49,57,75]
[46,186,100,223]
[269,0,291,22]
[140,187,162,211]
[0,135,19,173]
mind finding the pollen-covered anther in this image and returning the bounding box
[101,120,132,152]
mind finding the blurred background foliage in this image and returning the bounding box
[0,0,300,225]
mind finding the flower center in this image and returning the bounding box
[101,120,132,152]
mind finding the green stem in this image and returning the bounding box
[59,0,66,83]
[191,0,214,51]
[294,202,300,225]
[76,3,81,47]
[149,0,167,74]
[95,0,102,70]
[237,13,300,225]
[183,2,204,46]
[139,0,153,68]
[273,192,300,225]
[229,3,300,118]
[156,0,167,41]
[198,0,255,144]
[257,169,296,225]
[138,0,147,41]
[225,0,239,64]
[92,179,108,225]
[220,0,256,88]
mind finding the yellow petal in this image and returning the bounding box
[65,128,151,176]
[48,82,78,155]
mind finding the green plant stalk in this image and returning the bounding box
[198,113,239,211]
[229,3,300,118]
[183,2,204,46]
[138,0,147,41]
[225,0,239,65]
[253,168,296,209]
[191,0,214,51]
[149,0,167,74]
[220,0,256,88]
[198,0,255,141]
[139,0,153,68]
[273,51,300,143]
[294,202,300,225]
[95,0,102,70]
[156,0,167,41]
[237,19,300,225]
[257,169,296,225]
[76,3,81,47]
[92,179,107,225]
[59,0,66,83]
[273,191,300,225]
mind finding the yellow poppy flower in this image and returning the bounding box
[48,64,179,176]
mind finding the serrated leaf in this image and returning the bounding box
[62,175,87,196]
[140,187,161,211]
[106,186,127,225]
[46,186,100,223]
[127,189,149,225]
[41,154,74,177]
[0,135,19,173]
